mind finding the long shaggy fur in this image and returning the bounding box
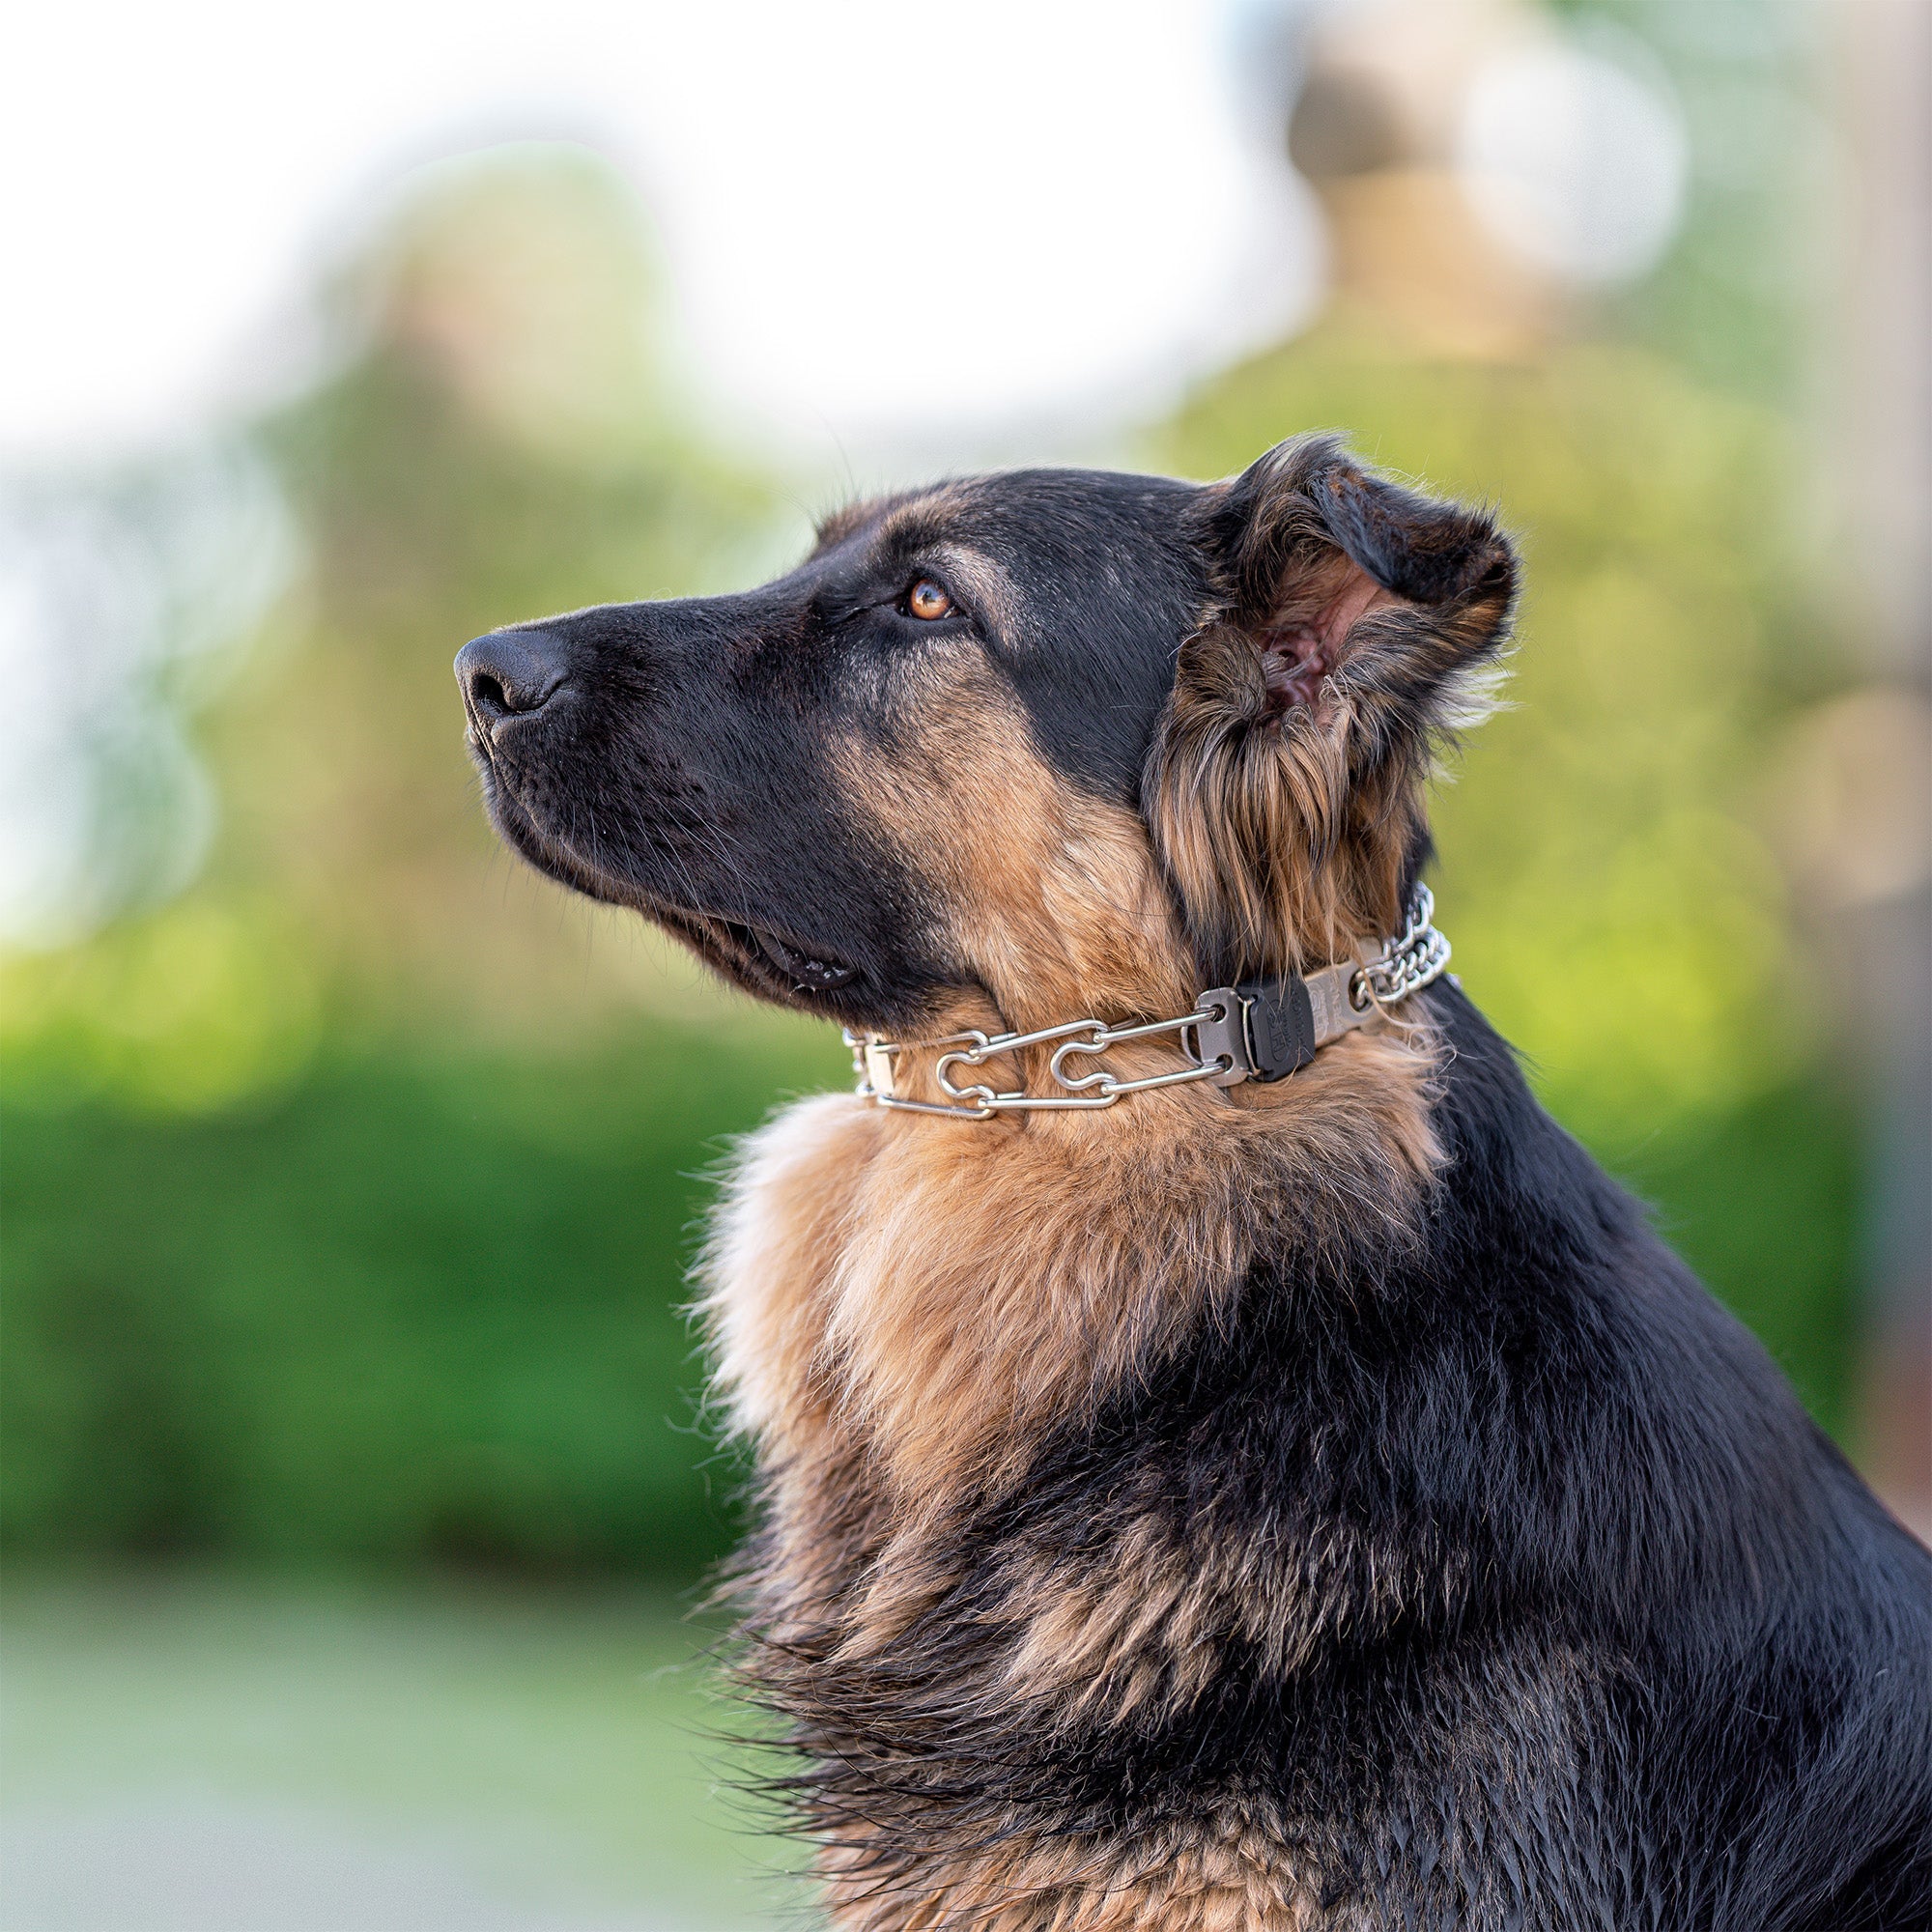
[1151,437,1516,980]
[458,436,1932,1930]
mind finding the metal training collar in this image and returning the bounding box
[846,885,1451,1120]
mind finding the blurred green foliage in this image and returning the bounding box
[205,155,781,1028]
[0,130,1867,1577]
[4,1027,846,1574]
[1545,0,1827,407]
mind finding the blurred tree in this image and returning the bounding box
[216,147,788,1033]
[4,149,803,1108]
[1545,0,1828,407]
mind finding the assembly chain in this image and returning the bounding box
[1354,882,1452,1010]
[848,883,1450,1120]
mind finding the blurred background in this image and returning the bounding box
[3,0,1927,1925]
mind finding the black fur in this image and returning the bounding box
[459,439,1932,1928]
[753,991,1932,1927]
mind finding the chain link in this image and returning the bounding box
[1350,884,1452,1012]
[850,884,1450,1118]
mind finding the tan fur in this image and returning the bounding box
[695,471,1509,1929]
[702,642,1442,1515]
[835,648,1193,1031]
[1148,590,1419,981]
[840,1029,1431,1509]
[1152,460,1515,981]
[996,1525,1230,1725]
[820,1811,1329,1931]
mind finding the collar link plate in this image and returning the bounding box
[847,885,1448,1121]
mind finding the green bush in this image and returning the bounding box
[2,1023,846,1575]
[1600,1080,1861,1435]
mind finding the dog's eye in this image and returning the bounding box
[905,579,952,621]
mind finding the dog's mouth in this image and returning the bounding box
[735,923,858,992]
[652,906,859,998]
[476,762,863,1004]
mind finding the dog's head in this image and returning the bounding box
[457,436,1515,1039]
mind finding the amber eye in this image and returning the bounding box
[906,578,952,620]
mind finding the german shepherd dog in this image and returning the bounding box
[458,439,1932,1930]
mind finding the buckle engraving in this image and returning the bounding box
[1237,975,1317,1081]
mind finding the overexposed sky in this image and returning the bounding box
[3,0,1324,465]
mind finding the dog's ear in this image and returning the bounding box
[1149,434,1517,980]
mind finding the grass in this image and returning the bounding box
[1,1572,798,1930]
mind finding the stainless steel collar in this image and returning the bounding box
[846,885,1451,1120]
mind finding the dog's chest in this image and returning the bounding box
[701,1088,1241,1500]
[696,1087,1535,1930]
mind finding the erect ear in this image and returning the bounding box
[1147,434,1517,981]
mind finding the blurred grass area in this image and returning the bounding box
[2,1037,1857,1581]
[0,1571,795,1929]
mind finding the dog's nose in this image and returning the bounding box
[456,628,569,724]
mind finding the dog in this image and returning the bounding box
[457,437,1932,1929]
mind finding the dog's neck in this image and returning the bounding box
[847,884,1450,1123]
[701,987,1445,1516]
